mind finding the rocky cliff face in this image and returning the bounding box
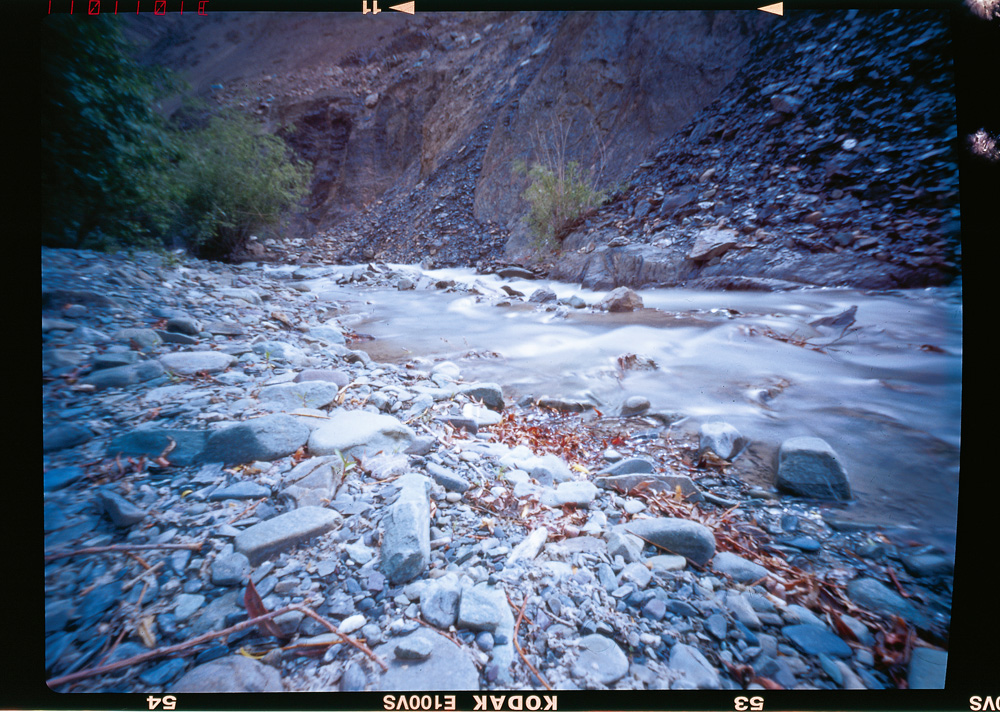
[137,9,961,289]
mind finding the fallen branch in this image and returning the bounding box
[505,592,552,691]
[45,542,204,563]
[47,603,385,689]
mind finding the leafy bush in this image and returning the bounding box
[513,118,608,250]
[515,159,607,249]
[167,110,312,259]
[41,15,179,250]
[41,16,312,259]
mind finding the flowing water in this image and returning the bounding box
[283,265,963,551]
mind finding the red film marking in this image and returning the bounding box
[89,0,99,14]
[154,0,165,13]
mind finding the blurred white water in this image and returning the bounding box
[305,265,962,549]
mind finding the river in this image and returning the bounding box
[275,265,962,552]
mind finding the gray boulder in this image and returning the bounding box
[80,360,165,390]
[776,436,851,500]
[107,429,208,467]
[376,628,480,691]
[712,551,770,583]
[618,517,716,566]
[309,410,415,459]
[234,506,342,565]
[597,287,643,312]
[201,414,310,464]
[258,381,340,411]
[698,421,746,460]
[159,351,237,376]
[571,634,629,685]
[380,474,431,584]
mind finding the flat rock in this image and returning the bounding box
[712,551,770,583]
[458,383,505,410]
[376,628,480,691]
[294,369,349,387]
[234,506,342,565]
[309,410,415,459]
[420,574,462,629]
[669,643,721,689]
[201,414,310,464]
[457,582,509,632]
[173,655,283,692]
[95,489,147,527]
[258,381,340,410]
[907,647,947,689]
[571,634,629,685]
[846,577,927,627]
[80,360,165,390]
[782,624,852,658]
[107,429,208,467]
[159,351,236,376]
[43,423,92,453]
[594,472,702,502]
[689,228,739,262]
[618,517,716,566]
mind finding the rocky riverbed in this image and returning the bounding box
[43,247,954,693]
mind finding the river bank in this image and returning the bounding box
[43,247,954,692]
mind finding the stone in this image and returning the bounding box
[380,474,431,584]
[605,529,644,563]
[294,369,349,387]
[173,655,283,692]
[594,472,702,502]
[281,456,343,509]
[571,634,629,685]
[158,351,237,376]
[258,381,340,410]
[43,423,92,453]
[712,551,770,583]
[620,561,652,588]
[220,288,263,305]
[139,657,187,686]
[201,414,311,464]
[44,466,86,491]
[540,480,599,507]
[420,574,462,629]
[211,552,251,586]
[669,643,721,689]
[689,227,739,262]
[173,594,205,622]
[234,506,342,565]
[376,628,480,691]
[309,410,415,459]
[698,421,746,460]
[776,437,851,500]
[907,647,947,689]
[770,93,804,114]
[253,341,307,366]
[506,527,548,564]
[457,582,508,632]
[458,383,505,410]
[597,458,655,476]
[618,517,716,566]
[166,316,202,335]
[620,395,650,416]
[95,489,147,527]
[846,578,927,627]
[782,624,852,658]
[425,462,471,493]
[528,287,557,303]
[596,287,643,312]
[80,360,165,390]
[208,482,271,500]
[308,326,347,345]
[107,429,208,467]
[115,328,162,351]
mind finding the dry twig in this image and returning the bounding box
[45,542,204,563]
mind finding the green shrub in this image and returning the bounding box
[41,16,312,259]
[168,111,312,258]
[41,15,180,250]
[515,158,607,249]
